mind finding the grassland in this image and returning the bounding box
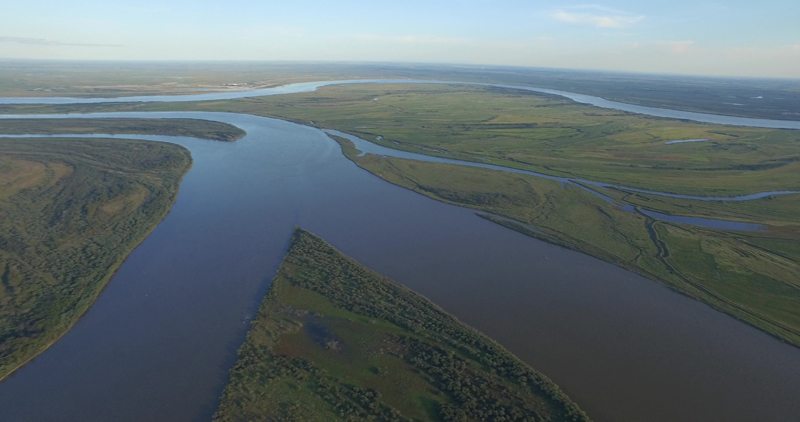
[332,135,800,347]
[0,61,404,98]
[2,84,798,197]
[139,83,800,196]
[3,62,799,120]
[0,137,192,380]
[0,118,245,141]
[0,61,287,98]
[214,228,588,422]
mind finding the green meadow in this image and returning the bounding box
[4,83,798,196]
[177,83,800,196]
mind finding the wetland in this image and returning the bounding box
[0,79,799,422]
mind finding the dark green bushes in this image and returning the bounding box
[0,137,192,379]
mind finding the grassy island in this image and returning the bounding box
[214,228,588,422]
[0,118,245,142]
[0,137,192,380]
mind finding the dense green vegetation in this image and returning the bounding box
[215,228,588,422]
[333,136,800,347]
[154,83,800,196]
[0,118,245,142]
[0,137,192,380]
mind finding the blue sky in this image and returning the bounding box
[1,0,798,77]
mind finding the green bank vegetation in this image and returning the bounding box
[333,135,800,347]
[4,83,798,195]
[214,228,588,422]
[174,83,800,196]
[0,137,192,380]
[0,118,245,142]
[5,82,799,197]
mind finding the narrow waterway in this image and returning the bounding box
[328,130,780,231]
[0,112,799,422]
[2,78,800,130]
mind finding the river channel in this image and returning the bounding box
[1,84,799,422]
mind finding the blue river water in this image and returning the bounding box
[665,138,710,145]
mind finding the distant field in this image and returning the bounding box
[0,137,192,380]
[155,83,800,196]
[0,61,288,98]
[2,62,798,120]
[0,118,245,142]
[2,83,798,198]
[0,61,404,98]
[333,135,800,347]
[214,228,588,422]
[443,67,800,121]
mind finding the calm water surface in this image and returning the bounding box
[0,112,799,422]
[2,78,800,130]
[665,138,710,145]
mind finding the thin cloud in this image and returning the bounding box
[340,34,471,46]
[552,6,643,28]
[658,40,694,54]
[626,40,696,54]
[0,36,121,47]
[330,33,532,53]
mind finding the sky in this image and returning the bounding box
[1,0,798,78]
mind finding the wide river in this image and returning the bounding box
[1,83,800,422]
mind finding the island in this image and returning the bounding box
[214,228,588,422]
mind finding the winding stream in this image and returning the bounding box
[1,84,800,422]
[327,130,774,231]
[2,78,800,130]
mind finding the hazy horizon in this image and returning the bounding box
[3,59,800,83]
[2,0,798,79]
